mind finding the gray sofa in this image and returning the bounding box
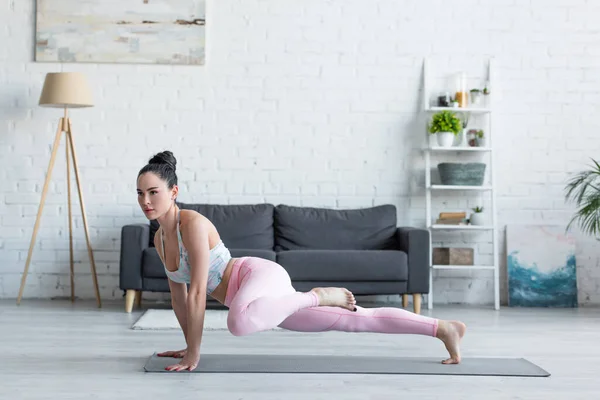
[119,203,430,313]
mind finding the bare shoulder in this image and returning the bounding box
[179,209,215,235]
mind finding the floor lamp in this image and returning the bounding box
[16,72,101,308]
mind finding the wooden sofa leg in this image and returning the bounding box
[402,294,408,308]
[135,291,142,308]
[413,294,422,314]
[125,290,137,313]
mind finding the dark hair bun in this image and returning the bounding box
[149,151,177,171]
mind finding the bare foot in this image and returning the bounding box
[311,287,356,311]
[436,320,467,364]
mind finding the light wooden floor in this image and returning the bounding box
[1,299,599,400]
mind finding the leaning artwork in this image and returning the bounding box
[506,225,578,307]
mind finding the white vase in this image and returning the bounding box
[470,212,486,226]
[436,131,455,147]
[454,129,467,147]
[477,137,487,147]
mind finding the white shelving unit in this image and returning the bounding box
[423,58,500,310]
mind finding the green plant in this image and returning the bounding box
[476,129,484,138]
[483,86,490,95]
[470,88,481,93]
[565,158,600,237]
[472,206,483,213]
[428,111,462,135]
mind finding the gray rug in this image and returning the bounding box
[143,353,550,377]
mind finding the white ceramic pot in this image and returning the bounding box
[471,92,482,105]
[436,131,455,147]
[477,137,487,147]
[470,212,486,226]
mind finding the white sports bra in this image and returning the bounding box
[160,211,232,294]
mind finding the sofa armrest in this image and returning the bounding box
[119,224,150,291]
[396,227,430,294]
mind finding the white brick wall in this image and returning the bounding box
[1,0,599,306]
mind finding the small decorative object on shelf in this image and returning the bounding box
[470,206,486,225]
[437,92,451,107]
[466,129,479,147]
[435,211,468,225]
[476,130,486,147]
[454,72,468,107]
[470,88,482,105]
[483,80,491,95]
[428,110,462,147]
[466,129,484,147]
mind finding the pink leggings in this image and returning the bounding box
[224,257,438,337]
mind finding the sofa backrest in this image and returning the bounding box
[274,204,397,251]
[149,203,274,250]
[149,203,398,251]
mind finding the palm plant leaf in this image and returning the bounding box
[565,158,600,238]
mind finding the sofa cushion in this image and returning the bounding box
[274,204,398,251]
[150,203,274,249]
[277,250,407,281]
[142,248,166,278]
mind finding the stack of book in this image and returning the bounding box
[435,212,467,225]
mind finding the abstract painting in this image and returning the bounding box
[506,225,578,307]
[35,0,205,65]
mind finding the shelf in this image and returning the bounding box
[432,265,495,270]
[426,106,491,114]
[423,57,500,311]
[427,146,491,152]
[430,224,495,230]
[429,185,492,191]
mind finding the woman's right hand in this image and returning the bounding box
[157,349,187,358]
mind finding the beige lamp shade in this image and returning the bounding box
[39,72,93,108]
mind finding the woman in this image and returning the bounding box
[137,151,466,372]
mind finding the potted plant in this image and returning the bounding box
[428,110,462,147]
[564,159,600,238]
[466,129,481,147]
[470,88,482,105]
[483,81,491,95]
[476,130,486,147]
[470,206,485,225]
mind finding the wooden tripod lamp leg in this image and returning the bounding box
[66,132,74,302]
[67,118,102,307]
[66,119,102,308]
[17,119,64,305]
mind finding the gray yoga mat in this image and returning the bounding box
[144,353,550,377]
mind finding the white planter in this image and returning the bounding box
[477,137,487,147]
[436,131,455,147]
[470,212,486,226]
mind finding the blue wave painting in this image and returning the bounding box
[507,225,578,308]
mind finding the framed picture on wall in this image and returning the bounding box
[506,225,578,308]
[35,0,206,65]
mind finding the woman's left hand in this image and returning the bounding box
[165,350,200,372]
